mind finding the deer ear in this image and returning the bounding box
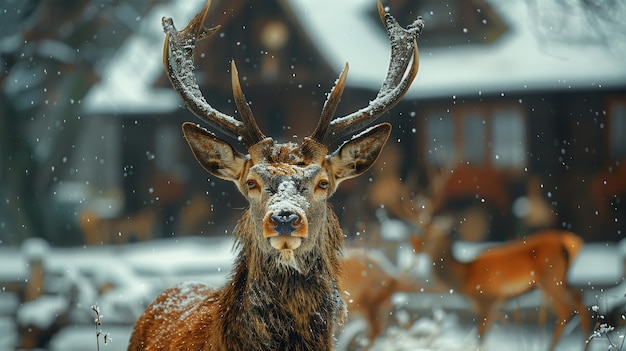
[182,122,247,182]
[328,123,391,182]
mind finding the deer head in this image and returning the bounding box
[162,0,422,272]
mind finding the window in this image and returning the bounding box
[610,102,626,160]
[491,109,525,167]
[426,113,455,165]
[422,104,526,169]
[463,114,487,163]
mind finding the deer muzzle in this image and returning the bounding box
[261,176,310,251]
[263,208,308,251]
[270,211,301,235]
[264,208,307,235]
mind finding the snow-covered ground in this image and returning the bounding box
[0,236,233,351]
[1,234,625,351]
[339,311,618,351]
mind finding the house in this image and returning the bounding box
[78,0,626,244]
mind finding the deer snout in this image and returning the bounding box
[271,211,300,235]
[264,210,308,252]
[263,210,308,239]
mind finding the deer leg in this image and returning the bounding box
[544,287,578,351]
[570,288,591,338]
[472,298,499,346]
[512,301,522,325]
[365,300,385,345]
[537,294,548,332]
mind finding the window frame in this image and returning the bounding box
[607,96,626,162]
[421,103,527,171]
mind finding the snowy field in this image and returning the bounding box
[1,234,625,351]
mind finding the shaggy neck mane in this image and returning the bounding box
[214,207,345,350]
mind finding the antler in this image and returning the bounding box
[163,0,422,148]
[162,0,265,147]
[312,0,423,146]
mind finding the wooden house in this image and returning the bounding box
[79,0,626,244]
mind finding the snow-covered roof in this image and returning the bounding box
[290,0,626,98]
[84,0,626,114]
[83,1,200,114]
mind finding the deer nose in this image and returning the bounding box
[271,211,300,235]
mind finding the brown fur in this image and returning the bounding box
[410,225,590,350]
[131,212,346,351]
[127,125,391,351]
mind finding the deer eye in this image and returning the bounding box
[317,180,329,190]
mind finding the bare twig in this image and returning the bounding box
[92,304,111,351]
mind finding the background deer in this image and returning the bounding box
[340,247,423,350]
[127,1,422,350]
[409,166,590,350]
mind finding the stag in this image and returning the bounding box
[127,1,422,350]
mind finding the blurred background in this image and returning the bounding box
[1,0,625,350]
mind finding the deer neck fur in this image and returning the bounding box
[429,233,468,292]
[214,208,345,350]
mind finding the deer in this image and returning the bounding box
[127,1,423,350]
[340,247,423,350]
[408,167,591,351]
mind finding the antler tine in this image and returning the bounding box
[162,0,264,147]
[319,0,423,145]
[310,63,349,143]
[231,61,266,145]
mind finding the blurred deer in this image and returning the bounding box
[367,143,421,229]
[341,247,422,349]
[339,144,426,349]
[409,166,590,350]
[127,1,423,350]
